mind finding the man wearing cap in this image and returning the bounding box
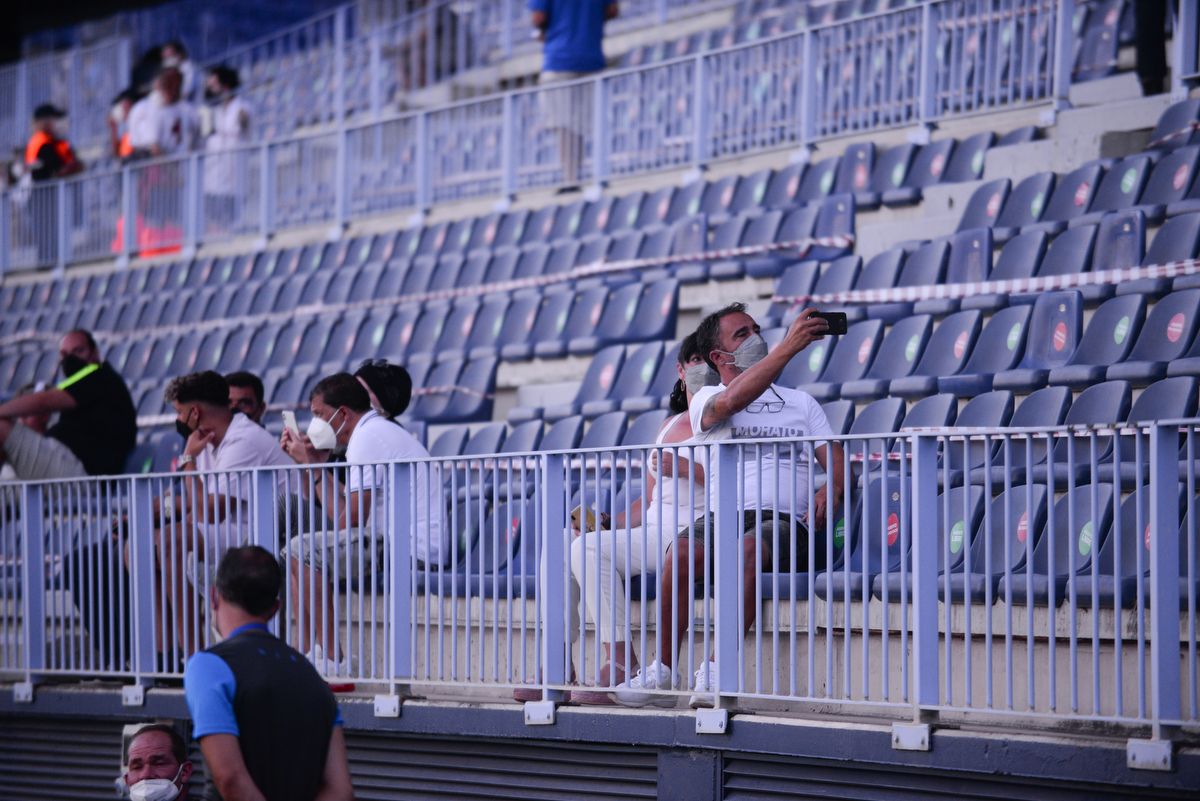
[25,104,83,182]
[0,329,136,479]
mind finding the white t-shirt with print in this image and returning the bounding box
[195,412,294,501]
[688,383,834,519]
[345,410,445,566]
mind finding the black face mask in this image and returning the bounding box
[176,418,193,440]
[61,354,88,377]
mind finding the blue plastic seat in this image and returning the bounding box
[407,358,463,421]
[834,143,876,196]
[539,415,585,452]
[809,194,856,262]
[966,231,1046,313]
[1106,289,1200,384]
[941,390,1015,484]
[520,206,559,247]
[855,143,917,210]
[532,287,608,360]
[547,199,587,243]
[567,282,643,355]
[1103,377,1200,484]
[429,299,482,362]
[900,393,957,430]
[998,484,1115,606]
[993,290,1083,391]
[1048,294,1145,387]
[796,155,840,205]
[715,211,786,280]
[947,485,1049,602]
[779,334,838,389]
[763,162,806,210]
[821,400,855,436]
[1072,154,1152,227]
[634,186,675,230]
[1130,145,1199,222]
[943,132,995,183]
[840,314,932,400]
[622,408,670,446]
[1024,161,1104,235]
[511,244,551,282]
[762,261,818,328]
[606,191,645,234]
[939,304,1032,396]
[800,319,885,401]
[873,485,986,600]
[452,296,510,363]
[516,344,625,423]
[996,125,1039,148]
[865,240,946,323]
[1086,211,1148,301]
[430,427,469,458]
[404,301,451,358]
[883,139,956,206]
[576,197,615,239]
[620,340,680,413]
[1157,215,1200,291]
[956,178,1011,233]
[580,411,629,450]
[993,172,1056,242]
[914,228,993,316]
[1032,224,1095,286]
[889,310,982,398]
[581,340,662,418]
[487,293,542,361]
[1147,98,1200,153]
[814,474,907,600]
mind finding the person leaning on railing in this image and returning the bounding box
[615,303,844,708]
[279,366,444,677]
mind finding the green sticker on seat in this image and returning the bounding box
[1007,323,1022,350]
[891,163,905,187]
[1120,168,1137,194]
[1113,315,1130,345]
[971,150,984,176]
[1078,521,1094,557]
[833,518,845,549]
[820,169,834,194]
[950,521,965,554]
[1030,192,1044,218]
[808,345,825,373]
[905,335,918,362]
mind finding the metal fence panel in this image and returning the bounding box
[272,134,339,229]
[427,98,504,204]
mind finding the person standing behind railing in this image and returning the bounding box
[529,0,618,192]
[23,103,84,265]
[280,369,444,677]
[615,303,844,708]
[202,66,251,235]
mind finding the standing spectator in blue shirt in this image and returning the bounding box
[529,0,618,191]
[184,546,353,801]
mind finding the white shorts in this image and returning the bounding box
[3,423,86,480]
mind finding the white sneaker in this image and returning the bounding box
[688,660,718,708]
[305,644,353,678]
[612,660,680,707]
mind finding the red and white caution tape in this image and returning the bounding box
[773,256,1200,307]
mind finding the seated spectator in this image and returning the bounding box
[108,88,140,161]
[616,304,843,708]
[225,370,266,425]
[25,104,83,181]
[128,67,200,158]
[0,383,50,480]
[280,370,444,675]
[147,371,293,660]
[122,723,194,801]
[0,330,136,479]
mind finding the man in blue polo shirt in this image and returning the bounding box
[529,0,618,191]
[184,546,353,801]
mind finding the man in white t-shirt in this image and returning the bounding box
[151,371,294,661]
[616,303,844,708]
[281,372,443,675]
[127,67,200,158]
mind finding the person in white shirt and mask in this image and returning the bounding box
[201,65,250,232]
[127,67,200,158]
[122,723,193,801]
[615,303,845,708]
[281,370,443,676]
[161,40,197,102]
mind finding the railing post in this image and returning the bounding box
[917,0,939,128]
[388,463,414,687]
[692,54,710,169]
[19,484,46,679]
[54,179,67,274]
[334,4,348,123]
[1174,0,1199,99]
[259,142,275,245]
[1149,423,1182,739]
[910,434,940,717]
[15,61,28,148]
[0,190,10,276]
[539,454,568,702]
[1050,0,1075,112]
[332,4,348,239]
[713,443,740,699]
[415,111,431,212]
[67,48,81,150]
[656,0,669,25]
[501,0,515,59]
[184,152,201,254]
[592,74,609,188]
[800,30,817,147]
[500,93,516,200]
[250,470,280,636]
[128,478,158,680]
[120,164,137,266]
[368,30,383,119]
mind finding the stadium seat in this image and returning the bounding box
[430,427,470,458]
[914,227,993,315]
[993,290,1083,391]
[834,143,876,196]
[1146,98,1200,153]
[855,143,917,210]
[947,485,1049,602]
[1048,293,1144,387]
[821,400,855,437]
[883,138,956,206]
[539,415,585,452]
[943,132,995,183]
[581,341,662,418]
[1024,162,1104,235]
[1088,211,1147,300]
[956,178,1011,232]
[1127,145,1198,223]
[961,229,1047,312]
[492,293,549,361]
[1101,376,1200,484]
[999,484,1115,606]
[939,304,1032,396]
[993,172,1056,242]
[1157,214,1200,291]
[889,309,982,398]
[622,408,670,446]
[942,390,1015,484]
[517,344,624,423]
[779,334,838,390]
[762,261,818,327]
[1072,154,1152,227]
[796,155,840,205]
[840,314,932,400]
[731,212,793,280]
[1106,289,1200,384]
[763,162,805,210]
[872,485,986,600]
[814,475,907,600]
[799,318,885,401]
[531,288,607,360]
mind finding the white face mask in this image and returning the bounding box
[306,409,345,451]
[683,361,719,394]
[716,333,768,371]
[162,55,181,68]
[128,765,182,801]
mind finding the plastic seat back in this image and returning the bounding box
[1018,290,1083,370]
[863,315,933,380]
[903,139,956,189]
[957,178,1011,232]
[1146,212,1200,265]
[910,310,982,378]
[1123,290,1200,363]
[814,319,885,384]
[821,400,855,436]
[622,409,670,446]
[946,227,993,283]
[944,132,995,183]
[977,485,1049,577]
[897,240,949,287]
[960,304,1032,374]
[1041,162,1104,224]
[540,415,585,451]
[1140,145,1199,206]
[1036,225,1096,277]
[995,173,1056,230]
[1028,484,1115,579]
[834,143,876,195]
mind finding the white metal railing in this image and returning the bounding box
[1,422,1197,737]
[1,0,1077,274]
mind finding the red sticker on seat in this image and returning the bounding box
[1073,181,1090,207]
[600,364,616,388]
[930,152,945,177]
[986,192,1002,218]
[954,331,968,359]
[1144,523,1151,550]
[854,163,868,190]
[1053,322,1068,351]
[887,512,899,546]
[857,338,872,364]
[1174,164,1190,191]
[1017,511,1028,543]
[1167,312,1186,342]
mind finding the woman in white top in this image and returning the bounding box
[202,66,251,231]
[566,333,718,704]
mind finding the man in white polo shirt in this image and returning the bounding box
[155,371,294,661]
[616,303,844,708]
[281,372,443,675]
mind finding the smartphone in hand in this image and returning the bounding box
[281,410,300,438]
[813,311,848,335]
